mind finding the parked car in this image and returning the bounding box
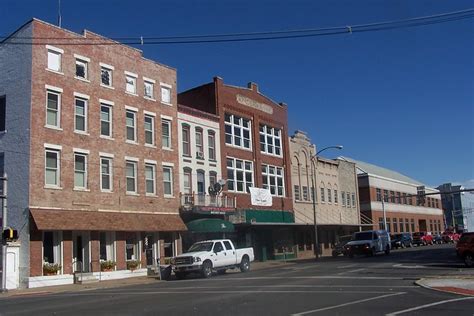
[412,232,433,246]
[432,234,443,244]
[456,232,474,268]
[390,233,413,249]
[345,230,391,257]
[171,239,254,279]
[442,231,461,243]
[332,235,352,257]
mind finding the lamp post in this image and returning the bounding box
[310,145,343,259]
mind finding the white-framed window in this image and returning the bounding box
[126,110,137,142]
[144,81,154,99]
[126,234,139,261]
[144,115,155,146]
[100,157,113,192]
[259,124,282,156]
[320,187,325,202]
[183,168,192,194]
[100,104,112,137]
[182,124,191,156]
[125,75,137,94]
[208,131,216,160]
[224,113,251,149]
[342,192,346,206]
[101,66,113,87]
[47,47,62,72]
[302,186,309,201]
[226,157,253,193]
[126,160,138,193]
[294,185,301,201]
[45,149,60,187]
[145,163,156,195]
[46,90,61,128]
[74,153,87,189]
[346,191,351,206]
[327,188,332,203]
[161,119,171,149]
[75,59,88,80]
[352,193,356,207]
[99,232,115,262]
[74,97,87,133]
[163,166,173,196]
[43,231,62,272]
[161,85,171,104]
[195,128,203,158]
[262,164,285,197]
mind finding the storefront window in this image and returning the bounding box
[100,232,115,262]
[126,234,139,261]
[43,231,62,265]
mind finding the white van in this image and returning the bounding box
[345,230,391,257]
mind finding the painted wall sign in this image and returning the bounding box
[236,94,273,114]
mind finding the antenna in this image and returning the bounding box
[58,0,62,28]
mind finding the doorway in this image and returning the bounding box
[72,231,90,272]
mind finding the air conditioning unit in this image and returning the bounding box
[196,151,204,159]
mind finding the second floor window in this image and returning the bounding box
[100,104,112,137]
[342,192,346,206]
[320,187,325,202]
[74,97,87,133]
[259,125,282,156]
[262,164,284,197]
[145,164,156,195]
[294,185,301,201]
[334,189,338,204]
[100,157,112,191]
[163,166,173,196]
[161,119,171,149]
[125,161,137,193]
[45,149,60,187]
[182,124,190,156]
[126,110,137,142]
[144,115,155,146]
[46,90,61,128]
[183,168,192,194]
[74,153,87,189]
[226,157,253,193]
[101,66,113,87]
[327,188,332,203]
[225,113,251,149]
[208,131,216,160]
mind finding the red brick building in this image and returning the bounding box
[0,19,185,288]
[179,77,294,260]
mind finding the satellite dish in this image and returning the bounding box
[218,179,226,186]
[213,182,222,193]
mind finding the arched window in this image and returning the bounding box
[320,182,325,203]
[183,167,192,194]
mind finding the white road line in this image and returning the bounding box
[337,264,358,269]
[206,275,403,281]
[385,297,474,315]
[291,292,406,315]
[337,268,366,275]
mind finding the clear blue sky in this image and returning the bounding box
[2,0,473,188]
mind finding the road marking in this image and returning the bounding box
[337,264,358,269]
[205,275,403,281]
[386,297,474,315]
[337,268,366,275]
[291,292,406,315]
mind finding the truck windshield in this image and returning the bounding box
[353,232,373,240]
[188,242,213,252]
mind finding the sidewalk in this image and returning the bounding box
[416,276,474,296]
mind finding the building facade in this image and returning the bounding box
[437,183,474,232]
[179,77,294,260]
[290,131,361,257]
[0,19,186,288]
[340,157,444,235]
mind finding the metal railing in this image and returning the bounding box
[179,193,236,208]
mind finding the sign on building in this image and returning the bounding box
[249,187,272,206]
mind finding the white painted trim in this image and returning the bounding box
[99,152,114,158]
[365,173,439,192]
[73,92,90,100]
[73,54,90,62]
[99,98,115,106]
[124,71,138,78]
[29,275,73,288]
[160,82,172,88]
[160,114,173,121]
[125,105,139,112]
[144,159,157,165]
[99,62,114,70]
[45,45,64,54]
[125,156,139,162]
[44,143,62,150]
[143,77,156,84]
[73,147,90,154]
[162,161,175,167]
[45,84,63,93]
[144,110,156,117]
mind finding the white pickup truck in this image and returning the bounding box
[171,239,254,279]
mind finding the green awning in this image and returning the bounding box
[186,218,235,233]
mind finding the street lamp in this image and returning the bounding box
[311,145,343,259]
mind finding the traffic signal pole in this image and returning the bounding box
[1,174,7,293]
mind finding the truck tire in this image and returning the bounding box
[175,272,187,280]
[240,256,250,272]
[201,260,213,278]
[464,253,473,268]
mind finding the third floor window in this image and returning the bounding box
[259,125,282,156]
[225,113,251,149]
[182,124,191,156]
[126,110,137,142]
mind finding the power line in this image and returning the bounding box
[1,9,473,45]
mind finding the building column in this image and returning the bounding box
[62,231,73,274]
[90,231,100,272]
[29,225,43,277]
[115,231,126,270]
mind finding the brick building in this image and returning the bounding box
[179,77,294,260]
[0,19,186,288]
[339,157,444,234]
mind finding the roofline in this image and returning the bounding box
[358,172,439,192]
[0,18,34,44]
[220,81,287,108]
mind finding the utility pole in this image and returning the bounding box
[1,173,8,293]
[381,198,387,231]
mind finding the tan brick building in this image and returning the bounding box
[0,19,185,288]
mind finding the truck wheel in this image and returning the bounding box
[464,253,474,268]
[332,251,338,257]
[201,260,213,278]
[175,272,187,280]
[240,256,250,272]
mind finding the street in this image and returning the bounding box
[0,244,473,315]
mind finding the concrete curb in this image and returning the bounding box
[416,278,474,297]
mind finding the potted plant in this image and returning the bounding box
[43,262,61,276]
[100,260,116,272]
[126,260,140,271]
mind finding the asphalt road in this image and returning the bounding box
[1,244,473,316]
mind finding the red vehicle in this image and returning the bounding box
[412,232,433,246]
[456,232,474,268]
[442,231,460,243]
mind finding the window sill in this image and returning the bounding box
[126,140,140,146]
[164,195,174,199]
[45,68,64,75]
[100,84,115,90]
[125,91,138,97]
[73,188,90,192]
[44,185,62,190]
[146,193,158,197]
[144,96,156,102]
[225,143,253,152]
[126,192,140,196]
[261,151,283,159]
[145,144,157,149]
[161,101,173,106]
[44,125,63,131]
[182,154,192,158]
[75,76,90,83]
[74,131,89,136]
[101,190,114,194]
[100,135,115,141]
[162,147,173,151]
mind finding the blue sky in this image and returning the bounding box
[2,0,473,188]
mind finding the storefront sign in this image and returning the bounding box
[236,94,273,114]
[249,187,273,206]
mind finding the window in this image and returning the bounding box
[195,128,203,158]
[393,218,398,233]
[383,189,389,202]
[334,190,338,204]
[126,161,137,193]
[378,217,384,230]
[262,164,285,197]
[346,192,350,206]
[327,188,332,203]
[100,104,112,137]
[74,97,87,133]
[75,59,88,79]
[208,131,216,160]
[352,193,356,207]
[144,115,155,146]
[163,166,173,196]
[197,170,205,195]
[0,95,5,132]
[182,124,191,156]
[126,110,137,142]
[100,232,115,262]
[399,218,404,232]
[161,85,171,104]
[342,192,346,206]
[410,219,415,232]
[161,119,171,149]
[101,66,113,87]
[396,192,401,204]
[387,218,391,233]
[46,90,61,128]
[405,219,410,232]
[43,231,61,268]
[259,124,282,156]
[225,113,251,149]
[100,157,112,191]
[74,153,87,189]
[145,163,156,195]
[302,186,309,201]
[402,193,407,204]
[226,157,253,193]
[125,234,139,261]
[390,191,395,203]
[125,75,137,94]
[223,241,233,251]
[209,171,217,187]
[408,195,413,205]
[294,185,301,201]
[320,187,325,202]
[47,47,62,72]
[45,149,60,187]
[376,188,382,202]
[183,168,192,194]
[435,199,439,208]
[144,81,154,99]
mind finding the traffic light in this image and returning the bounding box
[2,228,18,241]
